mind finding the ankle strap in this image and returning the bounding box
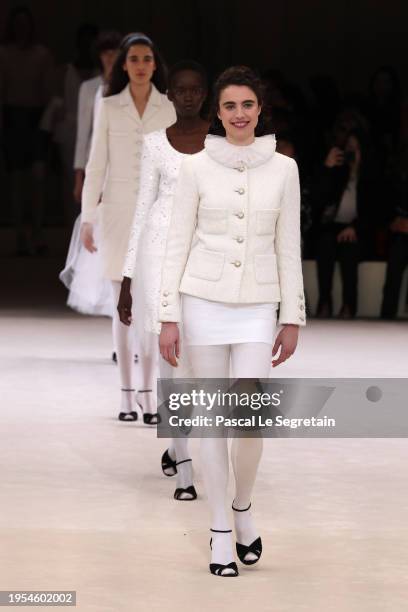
[232,501,252,512]
[210,528,232,533]
[121,388,135,392]
[175,458,192,466]
[138,389,152,393]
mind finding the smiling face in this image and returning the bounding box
[168,69,207,119]
[217,85,261,144]
[123,44,156,86]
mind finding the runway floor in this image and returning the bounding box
[1,305,408,612]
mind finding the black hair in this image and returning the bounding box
[105,32,168,97]
[369,65,401,101]
[5,5,35,44]
[75,23,99,47]
[94,30,121,69]
[208,65,272,136]
[168,60,208,90]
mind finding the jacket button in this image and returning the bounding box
[236,211,245,219]
[163,291,169,297]
[236,187,245,195]
[299,315,305,321]
[299,304,304,311]
[162,301,168,307]
[236,236,244,243]
[236,165,245,172]
[233,260,242,267]
[298,293,304,300]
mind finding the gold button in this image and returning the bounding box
[233,260,242,267]
[236,188,245,195]
[162,301,168,307]
[236,236,244,243]
[236,211,245,219]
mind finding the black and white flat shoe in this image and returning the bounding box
[209,529,239,577]
[232,501,262,565]
[173,459,197,500]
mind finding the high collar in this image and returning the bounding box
[204,134,276,169]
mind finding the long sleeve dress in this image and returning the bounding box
[122,129,187,333]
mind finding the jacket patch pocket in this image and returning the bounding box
[198,207,228,234]
[187,248,225,281]
[254,254,279,284]
[256,209,280,235]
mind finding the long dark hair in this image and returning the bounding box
[208,65,272,136]
[5,5,35,44]
[105,32,168,97]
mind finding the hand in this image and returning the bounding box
[80,222,97,253]
[337,226,357,242]
[159,322,180,367]
[73,170,85,204]
[117,278,132,326]
[272,324,299,367]
[390,216,408,233]
[324,147,344,168]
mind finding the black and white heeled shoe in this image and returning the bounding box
[232,501,262,565]
[137,390,161,425]
[161,449,177,477]
[173,459,197,500]
[118,388,138,421]
[209,529,239,577]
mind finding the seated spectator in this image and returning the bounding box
[312,129,379,318]
[381,148,408,319]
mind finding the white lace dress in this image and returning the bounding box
[123,129,187,333]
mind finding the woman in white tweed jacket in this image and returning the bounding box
[159,66,305,578]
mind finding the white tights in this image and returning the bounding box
[111,281,158,414]
[187,342,272,567]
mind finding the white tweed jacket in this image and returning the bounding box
[158,134,306,326]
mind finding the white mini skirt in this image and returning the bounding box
[182,294,279,346]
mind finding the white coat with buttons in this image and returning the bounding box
[81,83,176,280]
[158,134,306,326]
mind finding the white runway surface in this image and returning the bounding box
[1,307,408,611]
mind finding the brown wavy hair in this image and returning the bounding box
[208,65,272,136]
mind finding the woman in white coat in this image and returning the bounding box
[159,66,306,577]
[81,33,176,422]
[60,31,121,322]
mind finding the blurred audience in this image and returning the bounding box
[312,129,380,318]
[380,146,408,318]
[0,4,54,254]
[0,8,407,317]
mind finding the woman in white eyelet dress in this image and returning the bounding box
[119,60,209,499]
[122,129,187,332]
